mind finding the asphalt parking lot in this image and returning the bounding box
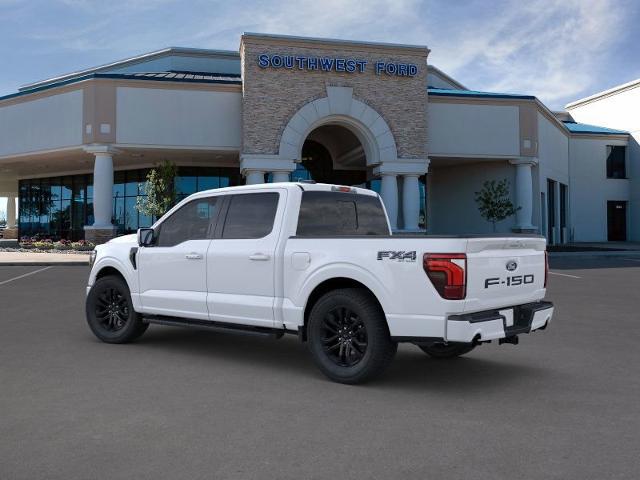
[1,258,639,480]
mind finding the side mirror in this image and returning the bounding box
[137,227,155,247]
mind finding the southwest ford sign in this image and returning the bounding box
[257,54,418,77]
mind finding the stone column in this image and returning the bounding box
[240,154,295,186]
[375,159,429,232]
[271,171,290,183]
[509,158,538,232]
[244,170,265,185]
[401,175,421,231]
[84,145,118,244]
[6,195,16,229]
[2,195,18,240]
[380,173,398,230]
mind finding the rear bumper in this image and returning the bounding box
[445,301,554,343]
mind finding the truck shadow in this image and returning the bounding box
[136,326,546,393]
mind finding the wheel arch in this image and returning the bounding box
[300,277,387,341]
[95,266,127,283]
[90,256,136,293]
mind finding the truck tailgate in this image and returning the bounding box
[464,236,547,313]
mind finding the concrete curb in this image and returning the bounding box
[0,261,89,266]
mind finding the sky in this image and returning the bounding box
[1,0,640,215]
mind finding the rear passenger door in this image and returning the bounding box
[206,190,285,327]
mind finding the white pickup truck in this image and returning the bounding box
[86,182,553,384]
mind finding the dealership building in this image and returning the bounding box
[0,33,636,243]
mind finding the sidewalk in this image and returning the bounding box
[548,242,640,258]
[0,251,90,266]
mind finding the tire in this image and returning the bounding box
[307,288,397,384]
[86,275,148,344]
[417,342,475,359]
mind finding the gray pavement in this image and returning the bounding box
[1,259,639,479]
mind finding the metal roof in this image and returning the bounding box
[562,121,628,135]
[121,71,241,82]
[0,71,241,103]
[427,87,535,100]
[19,47,240,92]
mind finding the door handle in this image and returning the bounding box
[185,253,203,260]
[249,253,271,261]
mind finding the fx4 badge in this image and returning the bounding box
[377,251,417,262]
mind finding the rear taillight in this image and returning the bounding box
[423,253,467,300]
[544,250,549,288]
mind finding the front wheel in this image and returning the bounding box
[307,288,397,384]
[417,342,475,359]
[86,275,148,343]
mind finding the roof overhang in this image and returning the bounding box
[19,47,240,93]
[565,78,640,109]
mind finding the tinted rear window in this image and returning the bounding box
[296,191,389,236]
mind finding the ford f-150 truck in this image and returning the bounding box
[85,182,553,384]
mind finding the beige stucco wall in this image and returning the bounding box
[240,35,429,160]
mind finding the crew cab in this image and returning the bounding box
[85,182,554,384]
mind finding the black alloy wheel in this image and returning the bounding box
[321,306,368,367]
[94,286,130,332]
[307,288,397,384]
[86,275,148,343]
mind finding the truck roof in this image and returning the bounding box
[189,182,380,199]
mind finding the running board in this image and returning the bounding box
[143,315,285,338]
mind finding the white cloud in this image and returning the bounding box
[4,0,634,109]
[425,0,631,108]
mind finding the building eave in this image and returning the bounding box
[1,73,242,105]
[241,32,430,56]
[565,78,640,109]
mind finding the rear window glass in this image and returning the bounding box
[296,191,389,236]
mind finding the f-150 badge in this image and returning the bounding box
[377,251,417,262]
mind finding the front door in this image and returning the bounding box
[138,196,220,320]
[207,190,284,328]
[607,201,627,241]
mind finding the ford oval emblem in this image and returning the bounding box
[506,260,518,271]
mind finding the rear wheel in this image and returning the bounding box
[417,342,475,359]
[307,288,397,384]
[86,275,148,343]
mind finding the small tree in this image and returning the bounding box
[474,179,519,232]
[136,160,178,218]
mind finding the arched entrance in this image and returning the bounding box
[240,86,429,230]
[296,124,370,187]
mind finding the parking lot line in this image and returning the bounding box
[623,258,640,262]
[549,271,581,279]
[0,266,52,286]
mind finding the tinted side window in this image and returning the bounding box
[606,145,626,179]
[222,192,279,239]
[297,191,389,236]
[157,197,218,247]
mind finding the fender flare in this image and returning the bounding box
[90,256,138,293]
[296,262,394,315]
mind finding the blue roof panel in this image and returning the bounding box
[562,121,628,135]
[427,87,535,100]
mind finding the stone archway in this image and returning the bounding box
[278,86,398,166]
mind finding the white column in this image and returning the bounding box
[402,174,421,231]
[6,195,16,229]
[83,146,118,232]
[510,158,537,231]
[380,173,398,230]
[92,152,115,228]
[245,170,265,185]
[271,171,290,183]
